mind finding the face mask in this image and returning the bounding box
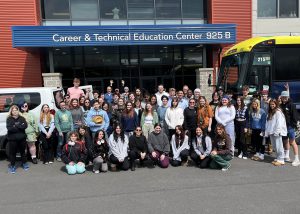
[68,141,75,146]
[97,139,105,145]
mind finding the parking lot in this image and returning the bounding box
[0,153,300,214]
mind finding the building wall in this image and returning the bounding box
[0,0,42,88]
[252,0,300,36]
[209,0,252,84]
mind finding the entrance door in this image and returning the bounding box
[141,78,157,94]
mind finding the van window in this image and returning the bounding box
[0,93,41,112]
[53,89,64,109]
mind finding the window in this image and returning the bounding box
[128,0,154,19]
[71,0,99,20]
[274,47,300,80]
[43,0,70,19]
[279,0,298,17]
[100,0,127,19]
[155,0,181,19]
[257,0,298,18]
[257,0,276,17]
[182,0,204,18]
[0,93,41,113]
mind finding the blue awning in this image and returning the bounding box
[12,24,236,47]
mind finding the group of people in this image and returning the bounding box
[6,78,300,175]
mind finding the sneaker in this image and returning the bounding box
[22,163,30,171]
[8,165,16,174]
[93,170,100,174]
[44,162,49,165]
[259,154,264,160]
[292,159,300,167]
[272,161,285,166]
[56,157,62,162]
[242,156,248,160]
[254,152,259,157]
[238,152,243,159]
[49,161,54,164]
[285,157,291,162]
[221,163,231,171]
[32,158,38,164]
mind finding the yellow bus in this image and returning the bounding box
[217,36,300,109]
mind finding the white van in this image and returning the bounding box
[0,87,64,154]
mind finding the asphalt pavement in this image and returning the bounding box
[0,153,300,214]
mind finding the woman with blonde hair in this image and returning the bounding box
[140,103,158,139]
[6,105,28,173]
[248,98,266,161]
[38,104,55,164]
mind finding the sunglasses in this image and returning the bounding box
[189,101,195,104]
[85,101,90,103]
[136,129,142,131]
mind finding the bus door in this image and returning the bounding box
[248,52,272,93]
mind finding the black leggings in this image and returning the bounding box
[190,151,211,168]
[109,154,130,171]
[251,129,265,154]
[170,149,189,167]
[40,133,54,163]
[9,139,27,166]
[235,120,248,155]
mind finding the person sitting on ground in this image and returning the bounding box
[190,127,212,169]
[209,124,233,171]
[92,130,109,173]
[148,123,170,168]
[61,131,87,175]
[108,125,130,171]
[170,125,190,167]
[129,126,151,171]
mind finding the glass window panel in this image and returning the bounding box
[155,20,181,25]
[155,0,181,19]
[71,0,99,20]
[182,20,205,24]
[128,0,154,19]
[100,0,127,19]
[279,0,298,18]
[43,21,71,26]
[72,21,99,26]
[257,0,277,18]
[182,0,204,18]
[43,0,70,19]
[128,20,155,25]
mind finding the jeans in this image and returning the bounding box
[66,163,86,175]
[9,139,27,166]
[209,154,232,169]
[251,129,265,154]
[57,132,69,158]
[142,124,154,139]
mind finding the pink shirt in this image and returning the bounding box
[67,87,85,100]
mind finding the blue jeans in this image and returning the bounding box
[66,163,86,175]
[57,132,69,158]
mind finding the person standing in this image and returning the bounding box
[280,91,300,166]
[140,103,159,139]
[215,95,236,154]
[6,105,28,173]
[21,102,39,164]
[265,99,287,166]
[121,102,139,137]
[155,84,169,106]
[165,98,184,140]
[39,104,55,165]
[55,101,74,162]
[197,96,213,135]
[104,86,113,104]
[67,78,85,100]
[183,98,198,144]
[157,95,169,135]
[69,98,84,130]
[177,90,188,110]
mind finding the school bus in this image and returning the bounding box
[217,36,300,109]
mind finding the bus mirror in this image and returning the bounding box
[250,75,258,85]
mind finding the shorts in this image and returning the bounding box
[282,126,295,141]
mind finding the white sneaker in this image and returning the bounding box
[238,152,243,159]
[292,159,300,167]
[259,154,264,160]
[254,152,259,157]
[93,170,100,174]
[221,163,231,172]
[285,157,291,162]
[242,156,248,160]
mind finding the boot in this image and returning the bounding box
[131,161,136,171]
[110,163,117,172]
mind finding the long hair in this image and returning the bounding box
[198,96,209,115]
[113,124,125,143]
[143,102,153,116]
[8,105,20,118]
[83,99,91,111]
[235,96,245,110]
[68,131,79,141]
[40,104,51,126]
[123,101,135,118]
[171,97,179,108]
[267,99,280,120]
[250,98,260,115]
[218,97,231,107]
[94,129,107,144]
[70,98,79,110]
[175,125,185,147]
[215,123,227,140]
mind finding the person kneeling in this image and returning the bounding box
[170,125,190,167]
[61,131,87,175]
[209,124,233,171]
[190,127,212,168]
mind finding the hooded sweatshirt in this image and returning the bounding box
[86,107,110,132]
[54,109,74,133]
